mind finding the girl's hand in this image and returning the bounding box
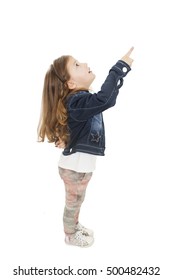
[55,138,66,149]
[121,47,134,67]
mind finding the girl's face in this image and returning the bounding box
[67,56,95,90]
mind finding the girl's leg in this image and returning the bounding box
[58,167,92,236]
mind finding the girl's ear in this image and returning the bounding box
[67,80,77,90]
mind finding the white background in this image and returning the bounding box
[0,0,172,279]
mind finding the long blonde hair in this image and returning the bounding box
[37,55,72,145]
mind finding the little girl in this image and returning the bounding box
[37,47,134,247]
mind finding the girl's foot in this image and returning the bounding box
[65,231,94,248]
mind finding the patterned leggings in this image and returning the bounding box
[59,167,92,235]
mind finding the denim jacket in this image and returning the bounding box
[63,60,131,156]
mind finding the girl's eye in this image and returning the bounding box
[76,63,79,66]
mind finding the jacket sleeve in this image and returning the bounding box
[68,60,131,122]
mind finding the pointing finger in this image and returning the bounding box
[126,46,134,56]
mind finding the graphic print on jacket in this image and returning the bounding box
[89,114,103,144]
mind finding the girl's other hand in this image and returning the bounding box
[121,47,134,67]
[55,138,66,149]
